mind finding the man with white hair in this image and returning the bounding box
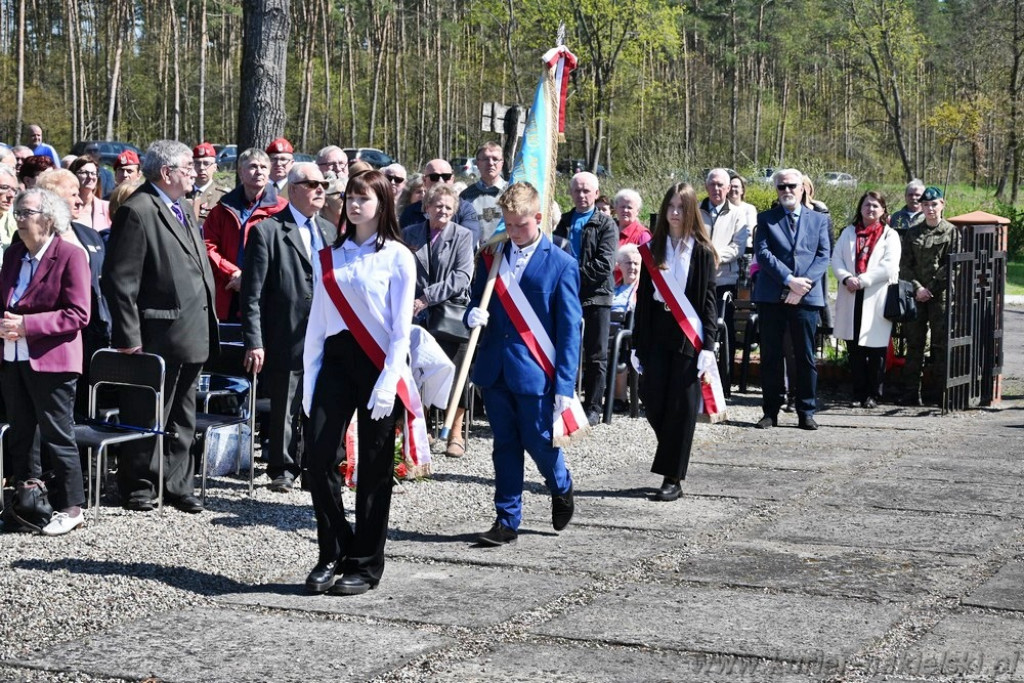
[382,163,407,204]
[241,162,334,493]
[102,139,219,513]
[315,145,349,182]
[399,158,480,245]
[752,168,831,431]
[554,171,618,425]
[890,178,925,233]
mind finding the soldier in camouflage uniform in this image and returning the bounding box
[188,142,230,230]
[899,186,958,405]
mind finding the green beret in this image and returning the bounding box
[920,186,944,201]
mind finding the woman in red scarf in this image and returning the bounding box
[831,191,902,408]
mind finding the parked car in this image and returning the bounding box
[294,153,315,163]
[450,157,479,178]
[342,147,395,168]
[70,140,144,168]
[216,144,237,171]
[823,171,857,188]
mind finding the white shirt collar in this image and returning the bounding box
[511,234,541,257]
[342,232,379,252]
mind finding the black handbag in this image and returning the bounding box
[884,279,918,323]
[4,478,54,533]
[427,301,470,343]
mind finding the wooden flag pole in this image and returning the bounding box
[440,239,506,440]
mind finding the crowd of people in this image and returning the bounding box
[0,128,960,597]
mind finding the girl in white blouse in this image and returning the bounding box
[302,170,416,596]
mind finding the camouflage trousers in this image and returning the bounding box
[902,295,946,395]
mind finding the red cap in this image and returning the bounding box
[193,142,217,159]
[114,150,140,169]
[266,138,294,155]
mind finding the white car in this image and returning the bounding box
[823,171,857,187]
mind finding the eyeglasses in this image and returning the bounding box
[0,184,16,195]
[193,160,216,168]
[326,191,344,199]
[776,183,798,191]
[166,165,197,175]
[384,174,406,184]
[426,172,453,182]
[76,170,98,178]
[270,155,293,164]
[13,208,43,220]
[294,179,330,190]
[318,161,347,169]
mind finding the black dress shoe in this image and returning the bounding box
[755,415,777,429]
[781,400,795,413]
[798,416,819,431]
[654,478,682,502]
[268,476,294,493]
[305,560,338,594]
[551,484,574,531]
[170,495,204,513]
[124,498,157,512]
[478,522,518,546]
[862,397,878,409]
[586,411,601,427]
[328,574,376,596]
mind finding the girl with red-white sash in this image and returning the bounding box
[302,170,416,596]
[631,183,719,502]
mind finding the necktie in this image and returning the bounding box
[171,203,188,228]
[787,212,797,233]
[305,218,320,257]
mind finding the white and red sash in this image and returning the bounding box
[638,244,726,419]
[482,249,589,443]
[318,248,430,466]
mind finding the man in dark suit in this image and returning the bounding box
[554,171,618,425]
[466,182,582,546]
[240,163,332,492]
[752,168,831,431]
[102,140,219,513]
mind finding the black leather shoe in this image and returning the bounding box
[478,522,518,546]
[781,400,795,413]
[305,560,338,594]
[551,484,574,531]
[170,495,204,513]
[654,478,682,502]
[755,415,777,429]
[586,411,601,427]
[268,476,294,493]
[124,498,157,512]
[862,397,878,409]
[328,574,376,596]
[798,416,819,431]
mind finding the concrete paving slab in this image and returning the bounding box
[218,560,586,627]
[529,583,900,660]
[889,452,1024,483]
[744,507,1017,555]
[816,477,1023,516]
[696,442,876,471]
[900,611,1024,679]
[656,542,972,601]
[963,560,1024,612]
[429,642,825,682]
[17,607,453,683]
[585,462,818,503]
[388,522,679,575]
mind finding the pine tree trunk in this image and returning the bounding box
[238,0,290,150]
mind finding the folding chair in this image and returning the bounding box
[717,290,734,398]
[0,423,9,509]
[74,350,167,521]
[602,308,638,425]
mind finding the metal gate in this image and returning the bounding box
[944,223,1005,413]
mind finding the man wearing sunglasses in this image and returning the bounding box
[241,163,333,493]
[752,168,831,431]
[399,158,480,246]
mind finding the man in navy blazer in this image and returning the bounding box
[466,182,581,546]
[752,169,831,430]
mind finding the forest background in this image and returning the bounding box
[2,0,1024,255]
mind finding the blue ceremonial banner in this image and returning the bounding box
[485,46,577,246]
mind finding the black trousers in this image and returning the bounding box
[848,289,887,402]
[118,360,202,502]
[2,362,84,510]
[759,303,820,418]
[264,368,303,481]
[582,304,611,414]
[307,331,400,584]
[639,343,701,482]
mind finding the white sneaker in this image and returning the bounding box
[41,511,85,536]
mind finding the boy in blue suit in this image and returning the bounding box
[465,182,582,546]
[752,168,832,430]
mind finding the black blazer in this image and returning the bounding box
[102,182,219,364]
[70,221,111,344]
[632,240,718,360]
[240,208,330,371]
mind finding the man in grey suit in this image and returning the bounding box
[752,168,831,431]
[103,140,219,512]
[241,163,333,492]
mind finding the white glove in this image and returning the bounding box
[697,350,717,376]
[368,388,396,420]
[466,307,489,329]
[630,350,643,375]
[554,394,573,416]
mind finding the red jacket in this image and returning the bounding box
[203,185,287,320]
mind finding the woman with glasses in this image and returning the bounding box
[0,188,91,535]
[68,157,111,232]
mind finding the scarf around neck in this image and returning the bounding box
[854,221,884,274]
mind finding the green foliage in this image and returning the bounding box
[992,201,1024,261]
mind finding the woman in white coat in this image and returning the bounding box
[832,191,901,409]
